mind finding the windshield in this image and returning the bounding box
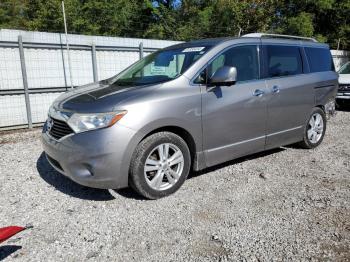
[339,62,350,74]
[110,46,212,86]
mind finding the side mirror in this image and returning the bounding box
[209,66,237,87]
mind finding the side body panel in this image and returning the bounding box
[264,75,314,149]
[262,40,338,150]
[302,43,338,110]
[313,74,338,107]
[202,80,268,167]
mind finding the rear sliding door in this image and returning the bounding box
[262,43,314,149]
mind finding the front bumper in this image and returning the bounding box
[41,122,139,189]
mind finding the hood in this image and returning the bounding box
[53,80,158,113]
[338,74,350,85]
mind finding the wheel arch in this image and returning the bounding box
[140,126,197,168]
[315,104,326,113]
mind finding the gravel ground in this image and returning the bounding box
[0,109,349,261]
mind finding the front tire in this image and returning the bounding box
[129,132,191,199]
[298,107,326,149]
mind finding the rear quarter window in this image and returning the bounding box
[304,47,334,73]
[265,45,303,78]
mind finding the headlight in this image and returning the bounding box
[67,111,127,133]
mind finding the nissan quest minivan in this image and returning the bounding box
[42,33,337,199]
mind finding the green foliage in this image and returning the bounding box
[0,0,348,49]
[273,0,349,49]
[79,0,139,36]
[0,0,29,29]
[285,12,314,37]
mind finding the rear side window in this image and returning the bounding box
[265,45,303,77]
[305,47,334,73]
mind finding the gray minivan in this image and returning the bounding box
[42,33,337,199]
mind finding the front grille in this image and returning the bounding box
[49,118,74,140]
[339,84,350,91]
[46,154,63,172]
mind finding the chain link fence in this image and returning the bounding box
[0,29,181,130]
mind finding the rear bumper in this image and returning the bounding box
[41,122,140,189]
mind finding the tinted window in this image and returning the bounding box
[266,45,303,77]
[305,47,334,73]
[209,45,259,82]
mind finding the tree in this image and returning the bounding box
[0,0,348,49]
[24,0,81,33]
[140,0,180,39]
[0,0,29,29]
[174,0,215,40]
[283,12,315,37]
[79,0,139,36]
[273,0,349,48]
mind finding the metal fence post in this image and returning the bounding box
[139,42,144,60]
[91,43,98,82]
[18,35,33,129]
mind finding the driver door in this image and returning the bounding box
[200,45,268,167]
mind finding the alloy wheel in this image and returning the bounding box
[307,113,324,144]
[144,143,184,191]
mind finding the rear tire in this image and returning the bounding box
[298,107,326,149]
[129,132,191,199]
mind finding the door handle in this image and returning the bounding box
[272,85,280,93]
[253,89,265,97]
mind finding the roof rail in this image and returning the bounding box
[242,33,318,42]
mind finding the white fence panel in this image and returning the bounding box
[96,51,140,80]
[0,48,23,90]
[25,48,66,89]
[0,95,27,126]
[30,93,64,123]
[64,50,94,87]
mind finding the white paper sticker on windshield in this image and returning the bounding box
[151,63,166,74]
[182,47,205,52]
